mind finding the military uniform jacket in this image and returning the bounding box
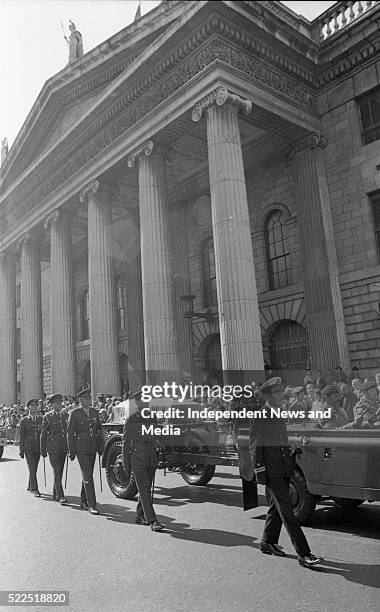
[40,410,68,455]
[122,412,158,476]
[249,406,293,480]
[67,406,105,456]
[19,415,43,455]
[351,398,379,428]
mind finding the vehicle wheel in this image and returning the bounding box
[0,446,3,459]
[105,440,138,499]
[331,497,364,509]
[289,469,316,524]
[179,431,216,486]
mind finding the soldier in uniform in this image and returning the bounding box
[67,389,104,514]
[40,394,68,504]
[340,379,380,429]
[318,385,349,429]
[122,389,165,531]
[250,377,323,567]
[19,399,43,497]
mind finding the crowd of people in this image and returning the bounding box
[0,392,128,444]
[277,365,380,429]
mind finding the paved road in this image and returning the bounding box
[0,444,379,612]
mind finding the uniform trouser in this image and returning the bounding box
[133,464,157,524]
[49,452,66,499]
[77,452,97,508]
[25,451,40,492]
[262,477,310,557]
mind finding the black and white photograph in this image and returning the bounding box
[0,1,379,610]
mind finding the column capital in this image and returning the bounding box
[16,232,39,253]
[126,140,175,168]
[126,140,154,168]
[0,247,17,262]
[79,180,119,203]
[44,208,75,230]
[287,133,328,161]
[191,87,252,123]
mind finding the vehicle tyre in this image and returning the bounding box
[289,468,316,524]
[179,431,216,486]
[331,497,364,509]
[105,440,138,499]
[0,446,3,459]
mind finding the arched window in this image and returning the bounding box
[265,210,291,290]
[116,277,126,331]
[80,289,90,341]
[202,238,217,307]
[269,320,309,374]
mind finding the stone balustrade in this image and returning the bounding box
[312,1,377,41]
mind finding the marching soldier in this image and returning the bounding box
[250,377,323,567]
[67,389,104,515]
[40,394,68,504]
[19,399,43,497]
[122,389,165,531]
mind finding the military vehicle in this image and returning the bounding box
[101,400,380,524]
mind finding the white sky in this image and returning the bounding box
[0,1,336,149]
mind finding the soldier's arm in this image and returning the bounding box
[19,419,26,456]
[67,411,76,458]
[95,412,105,455]
[248,417,266,484]
[40,414,49,456]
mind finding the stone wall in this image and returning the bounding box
[319,56,380,375]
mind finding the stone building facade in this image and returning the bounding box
[0,0,379,403]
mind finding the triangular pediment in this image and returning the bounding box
[43,90,107,153]
[0,0,185,187]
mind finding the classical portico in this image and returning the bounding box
[2,0,376,401]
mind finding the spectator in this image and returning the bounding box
[303,368,314,386]
[319,385,348,429]
[334,366,347,383]
[315,369,326,390]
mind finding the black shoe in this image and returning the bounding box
[31,490,41,498]
[80,502,89,510]
[260,543,286,557]
[59,497,67,505]
[298,554,323,567]
[88,507,100,515]
[53,492,58,500]
[135,516,148,525]
[150,520,165,532]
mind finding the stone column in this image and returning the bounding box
[0,250,17,404]
[45,209,76,395]
[192,87,264,382]
[80,180,120,397]
[18,234,43,402]
[290,134,350,372]
[127,141,180,385]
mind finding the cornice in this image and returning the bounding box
[317,36,380,87]
[0,26,318,238]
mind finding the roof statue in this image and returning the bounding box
[63,21,84,64]
[1,137,8,166]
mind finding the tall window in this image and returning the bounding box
[202,238,217,307]
[371,192,380,258]
[116,277,126,331]
[265,210,291,290]
[80,290,90,341]
[358,87,380,145]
